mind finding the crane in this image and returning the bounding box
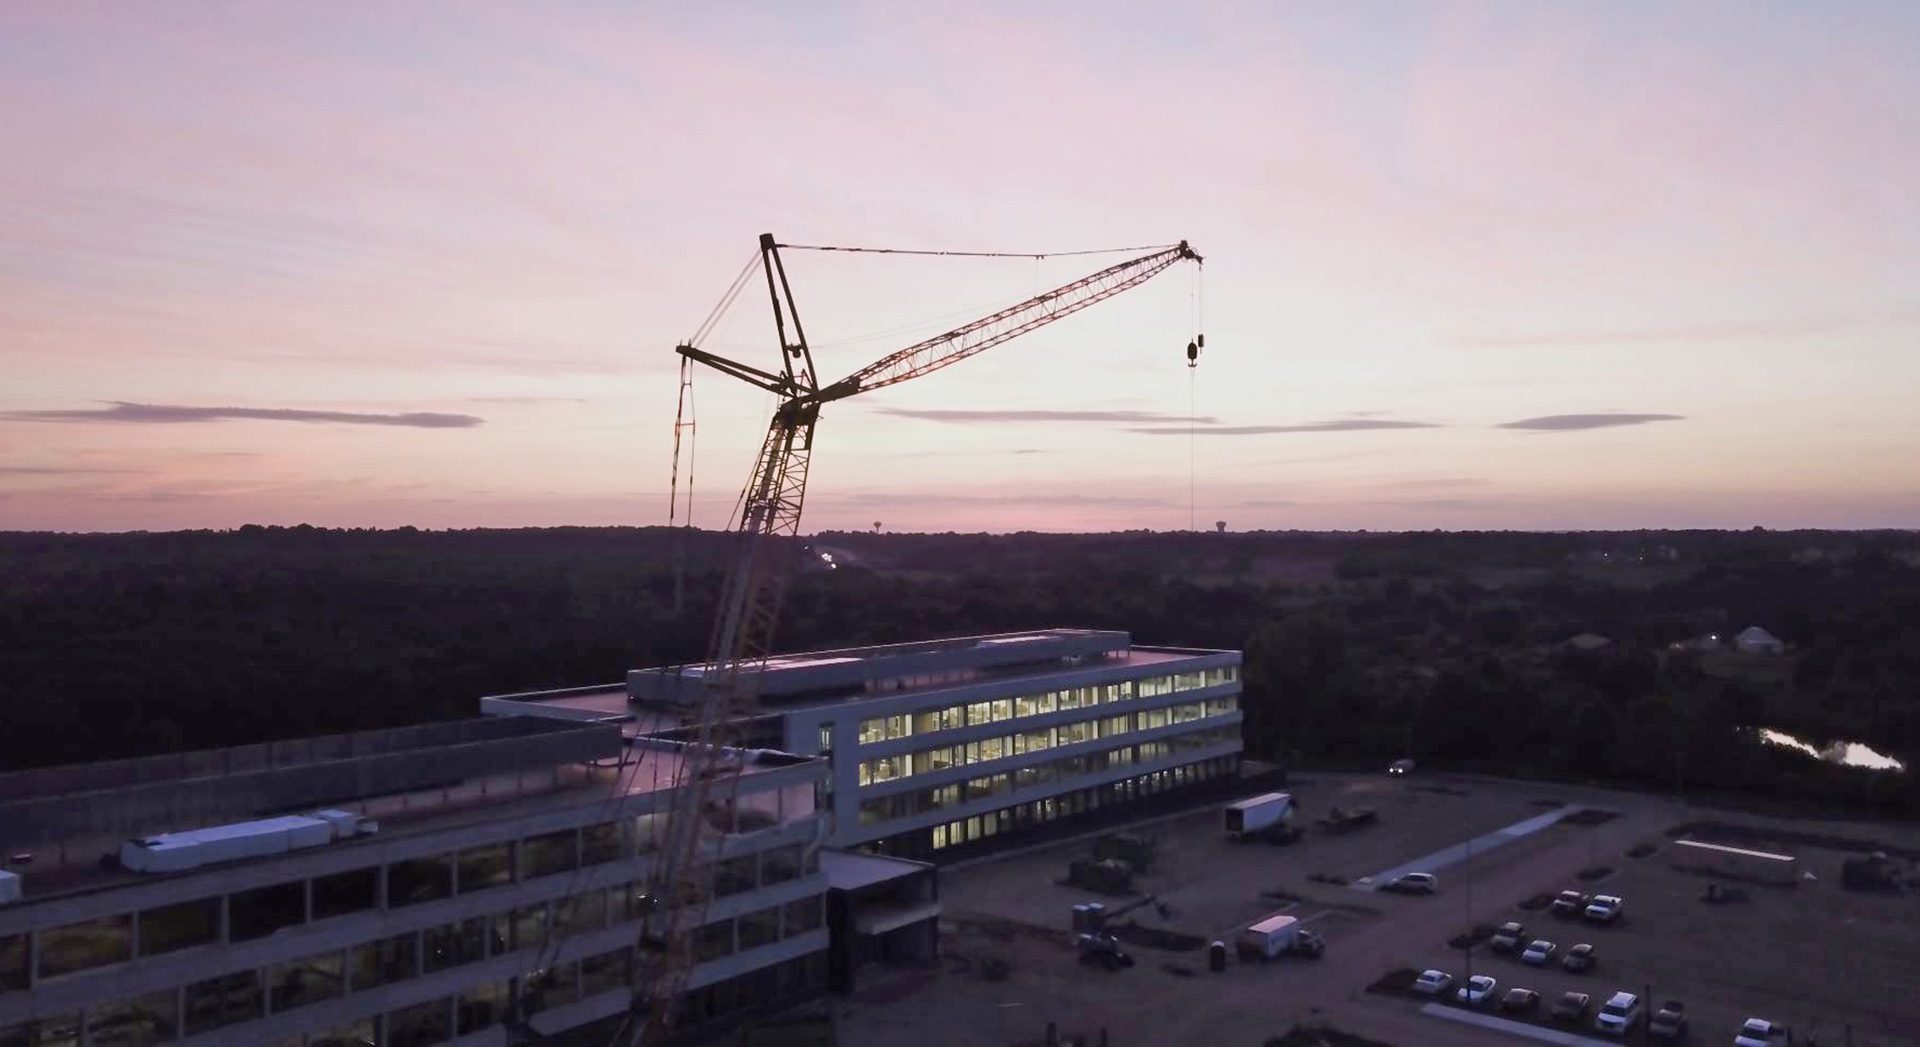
[626,233,1203,1044]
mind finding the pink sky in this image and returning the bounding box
[3,2,1918,532]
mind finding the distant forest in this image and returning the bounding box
[4,525,1918,815]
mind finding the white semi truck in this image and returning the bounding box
[1224,792,1296,841]
[1236,913,1324,961]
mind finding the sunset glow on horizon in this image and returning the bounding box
[4,3,1918,533]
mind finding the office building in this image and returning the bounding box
[493,629,1244,863]
[0,717,830,1046]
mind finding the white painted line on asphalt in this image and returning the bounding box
[1357,806,1586,891]
[1419,1003,1620,1046]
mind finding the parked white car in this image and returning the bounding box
[1456,974,1497,1007]
[1387,872,1438,894]
[1734,1017,1790,1046]
[1594,990,1642,1035]
[1584,894,1624,923]
[1412,969,1454,995]
[1520,939,1557,965]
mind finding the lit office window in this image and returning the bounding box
[1137,675,1174,698]
[858,715,910,745]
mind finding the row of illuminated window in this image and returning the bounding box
[0,882,827,1047]
[857,697,1238,786]
[857,726,1241,825]
[0,832,816,992]
[854,666,1239,746]
[930,756,1238,851]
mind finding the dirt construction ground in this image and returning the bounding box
[826,772,1920,1047]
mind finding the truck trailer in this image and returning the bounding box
[1236,913,1323,961]
[1225,792,1295,839]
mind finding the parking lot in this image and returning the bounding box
[1396,815,1920,1045]
[831,772,1920,1046]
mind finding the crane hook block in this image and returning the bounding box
[1186,340,1199,367]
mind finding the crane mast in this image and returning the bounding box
[630,235,1201,1043]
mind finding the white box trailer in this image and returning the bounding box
[1225,793,1294,838]
[1237,914,1303,960]
[121,814,336,873]
[1672,839,1799,886]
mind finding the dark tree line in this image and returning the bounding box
[2,525,1916,814]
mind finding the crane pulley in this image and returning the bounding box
[628,233,1202,1044]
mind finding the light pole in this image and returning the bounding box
[1463,831,1474,993]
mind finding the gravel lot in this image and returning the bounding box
[828,773,1920,1047]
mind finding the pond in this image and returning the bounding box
[1756,727,1906,773]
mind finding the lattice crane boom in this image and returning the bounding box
[630,234,1200,1044]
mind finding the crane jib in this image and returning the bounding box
[631,234,1201,1045]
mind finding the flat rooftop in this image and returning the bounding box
[623,628,1237,709]
[11,738,819,904]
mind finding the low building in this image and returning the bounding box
[0,717,832,1045]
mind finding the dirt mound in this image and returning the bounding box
[1366,966,1419,994]
[1107,921,1207,952]
[1564,807,1621,826]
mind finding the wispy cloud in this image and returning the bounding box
[1451,317,1850,349]
[1373,477,1491,489]
[465,396,590,405]
[889,447,1049,458]
[877,408,1215,424]
[1497,413,1683,431]
[829,491,1171,508]
[2,402,484,429]
[1131,420,1439,436]
[0,466,140,475]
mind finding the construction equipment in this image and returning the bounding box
[1093,832,1156,872]
[628,235,1203,1043]
[1067,856,1136,895]
[1074,893,1160,933]
[1315,805,1378,833]
[1076,930,1136,970]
